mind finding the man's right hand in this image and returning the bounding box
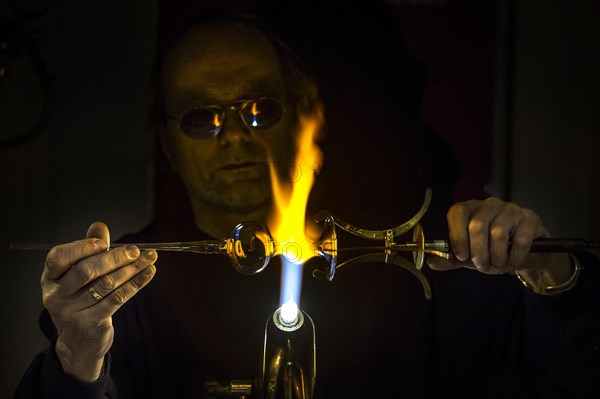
[41,221,157,382]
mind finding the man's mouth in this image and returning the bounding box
[219,161,262,171]
[213,161,268,182]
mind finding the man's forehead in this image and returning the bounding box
[163,23,287,103]
[176,80,285,102]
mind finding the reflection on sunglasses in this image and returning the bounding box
[168,97,284,139]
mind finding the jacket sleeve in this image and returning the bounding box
[14,340,117,399]
[14,310,120,399]
[519,251,600,398]
[430,250,600,398]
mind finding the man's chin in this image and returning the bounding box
[213,198,270,214]
[197,183,271,214]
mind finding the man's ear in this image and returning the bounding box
[294,95,327,145]
[294,81,320,117]
[159,126,177,172]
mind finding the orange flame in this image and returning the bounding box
[268,109,323,264]
[268,108,324,312]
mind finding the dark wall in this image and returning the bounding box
[0,0,157,395]
[510,0,600,238]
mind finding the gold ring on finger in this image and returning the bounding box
[88,286,103,301]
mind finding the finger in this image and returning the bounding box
[86,221,111,249]
[80,250,157,308]
[446,201,476,261]
[44,238,109,280]
[91,264,157,318]
[427,255,476,271]
[488,203,522,269]
[508,210,544,269]
[59,244,141,296]
[468,198,505,271]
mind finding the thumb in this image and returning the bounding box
[86,221,110,249]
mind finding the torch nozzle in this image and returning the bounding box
[262,309,315,399]
[273,307,304,332]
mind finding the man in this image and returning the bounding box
[16,13,599,398]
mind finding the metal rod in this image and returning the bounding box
[339,238,599,253]
[528,238,598,252]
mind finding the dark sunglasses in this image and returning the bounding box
[167,97,285,139]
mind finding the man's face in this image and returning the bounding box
[161,23,296,213]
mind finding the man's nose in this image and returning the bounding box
[217,109,250,145]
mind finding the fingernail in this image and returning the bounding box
[126,245,140,259]
[95,239,108,251]
[143,250,156,260]
[144,265,156,276]
[455,251,467,261]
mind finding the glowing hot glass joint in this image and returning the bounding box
[281,240,303,263]
[273,297,304,332]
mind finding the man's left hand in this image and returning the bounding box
[427,197,573,290]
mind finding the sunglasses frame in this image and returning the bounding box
[166,97,286,139]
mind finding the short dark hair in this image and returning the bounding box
[148,10,319,130]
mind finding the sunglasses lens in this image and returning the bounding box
[179,108,222,138]
[241,98,283,129]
